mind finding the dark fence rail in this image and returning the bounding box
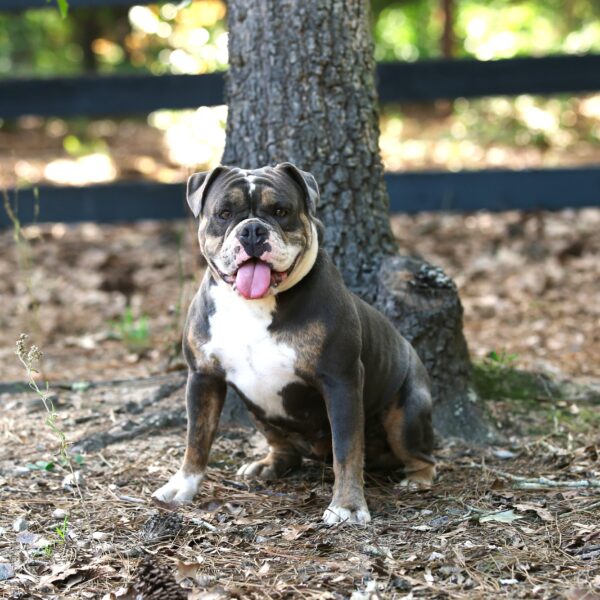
[0,73,225,118]
[2,55,600,118]
[378,54,600,102]
[2,168,599,228]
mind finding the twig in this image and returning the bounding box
[190,517,218,532]
[467,462,600,489]
[117,494,147,504]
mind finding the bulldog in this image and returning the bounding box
[152,163,435,525]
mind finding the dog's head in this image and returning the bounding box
[187,163,323,299]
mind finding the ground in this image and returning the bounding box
[0,208,599,598]
[1,209,598,382]
[0,372,598,599]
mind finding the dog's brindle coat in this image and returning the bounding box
[152,163,435,524]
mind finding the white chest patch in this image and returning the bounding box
[202,282,299,419]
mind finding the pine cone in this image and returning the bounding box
[127,556,187,600]
[140,511,183,543]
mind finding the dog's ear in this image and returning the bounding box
[276,162,319,216]
[186,166,228,218]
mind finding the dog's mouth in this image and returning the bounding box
[221,258,296,299]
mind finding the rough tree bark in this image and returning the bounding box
[222,0,491,441]
[223,0,396,299]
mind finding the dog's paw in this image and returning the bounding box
[237,460,280,480]
[397,476,433,492]
[322,503,371,526]
[151,470,203,504]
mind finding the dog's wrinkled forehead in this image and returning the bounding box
[206,167,300,212]
[186,163,319,219]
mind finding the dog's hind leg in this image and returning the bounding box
[384,351,436,489]
[237,418,302,480]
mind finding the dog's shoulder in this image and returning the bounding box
[182,272,218,371]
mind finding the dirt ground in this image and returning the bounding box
[0,370,598,599]
[1,208,598,382]
[0,208,599,598]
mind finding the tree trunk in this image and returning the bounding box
[376,257,491,442]
[223,0,395,300]
[441,0,455,59]
[222,0,492,442]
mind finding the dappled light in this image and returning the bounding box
[0,1,598,598]
[43,153,117,186]
[1,92,598,189]
[149,105,227,170]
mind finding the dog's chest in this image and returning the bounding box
[202,284,298,419]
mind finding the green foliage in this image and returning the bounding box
[455,0,600,60]
[486,349,519,368]
[0,9,79,76]
[25,460,55,471]
[472,361,549,403]
[0,2,228,77]
[372,0,600,62]
[55,0,69,19]
[41,516,69,557]
[1,1,598,78]
[71,381,91,393]
[54,516,68,542]
[15,334,69,461]
[374,0,440,62]
[63,134,107,157]
[111,306,151,353]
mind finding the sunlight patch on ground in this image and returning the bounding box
[149,105,227,170]
[43,154,117,186]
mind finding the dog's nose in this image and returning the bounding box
[238,222,269,256]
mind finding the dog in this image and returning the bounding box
[152,163,435,524]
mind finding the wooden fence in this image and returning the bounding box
[1,0,599,226]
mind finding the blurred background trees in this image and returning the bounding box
[0,0,599,188]
[2,0,598,77]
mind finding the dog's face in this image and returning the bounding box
[187,163,322,299]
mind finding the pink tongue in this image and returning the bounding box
[235,260,272,299]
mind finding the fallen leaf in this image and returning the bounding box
[479,510,524,524]
[428,551,445,561]
[514,503,554,522]
[493,449,517,460]
[12,517,27,532]
[176,561,201,582]
[0,563,14,581]
[187,588,230,600]
[16,530,39,545]
[39,564,94,589]
[281,523,316,541]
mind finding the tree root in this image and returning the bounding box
[71,407,187,454]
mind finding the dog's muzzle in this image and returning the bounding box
[237,221,270,258]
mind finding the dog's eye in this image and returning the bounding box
[218,209,232,220]
[274,208,288,218]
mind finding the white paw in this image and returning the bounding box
[152,470,204,504]
[322,503,371,525]
[237,460,277,479]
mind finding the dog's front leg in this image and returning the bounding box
[152,370,226,504]
[320,367,371,525]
